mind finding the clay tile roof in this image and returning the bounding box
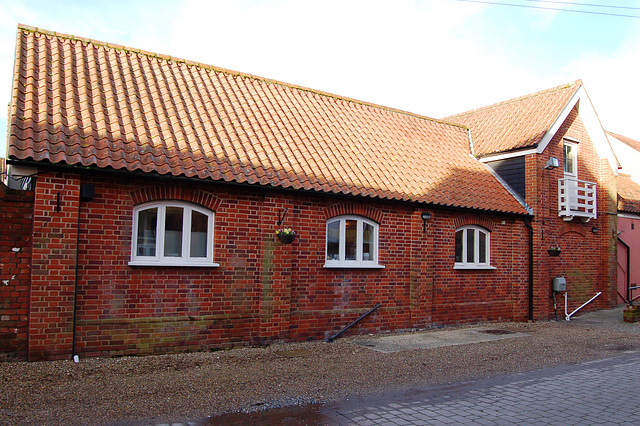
[445,81,581,157]
[618,174,640,214]
[607,131,640,153]
[8,25,528,215]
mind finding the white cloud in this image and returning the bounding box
[159,0,528,118]
[1,0,639,158]
[562,32,640,140]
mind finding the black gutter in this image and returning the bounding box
[525,216,534,320]
[6,158,531,219]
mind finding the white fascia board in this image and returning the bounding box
[537,86,618,176]
[478,148,536,163]
[619,212,640,220]
[536,87,582,155]
[7,164,38,177]
[578,87,619,175]
[608,134,638,178]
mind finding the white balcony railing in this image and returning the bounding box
[558,178,597,222]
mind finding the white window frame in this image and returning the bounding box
[454,225,494,270]
[129,201,218,267]
[563,141,578,178]
[324,215,384,269]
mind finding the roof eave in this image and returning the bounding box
[534,82,583,155]
[477,147,538,162]
[535,84,618,176]
[7,157,530,216]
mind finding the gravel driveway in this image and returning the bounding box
[2,307,639,425]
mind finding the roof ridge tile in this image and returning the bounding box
[16,23,464,129]
[447,80,582,120]
[9,24,530,215]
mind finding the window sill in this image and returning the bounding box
[454,265,496,270]
[324,263,386,269]
[128,261,220,268]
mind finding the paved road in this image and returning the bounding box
[321,352,640,425]
[204,351,640,425]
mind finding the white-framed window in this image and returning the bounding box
[454,225,494,270]
[563,141,578,177]
[129,201,218,267]
[324,215,383,268]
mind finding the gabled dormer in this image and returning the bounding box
[445,80,617,223]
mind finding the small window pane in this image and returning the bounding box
[466,229,475,263]
[164,206,183,257]
[564,144,575,174]
[345,220,357,260]
[478,231,487,263]
[362,222,374,261]
[455,230,463,263]
[190,210,208,258]
[137,208,157,256]
[327,221,340,260]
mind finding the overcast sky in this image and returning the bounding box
[1,0,639,157]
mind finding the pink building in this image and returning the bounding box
[617,174,640,303]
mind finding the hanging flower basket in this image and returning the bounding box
[276,229,296,244]
[547,247,561,257]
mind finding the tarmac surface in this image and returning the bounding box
[206,352,640,425]
[201,307,640,425]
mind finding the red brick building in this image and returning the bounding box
[447,81,619,322]
[1,26,618,361]
[0,183,33,359]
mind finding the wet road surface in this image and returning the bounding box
[202,351,640,425]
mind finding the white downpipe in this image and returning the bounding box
[564,292,602,321]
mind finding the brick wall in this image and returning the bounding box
[29,173,80,360]
[15,171,530,359]
[5,113,620,360]
[0,182,33,360]
[4,109,620,360]
[526,107,617,320]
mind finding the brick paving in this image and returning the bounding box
[322,352,640,425]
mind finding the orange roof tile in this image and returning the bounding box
[8,25,527,215]
[618,174,640,214]
[607,131,640,153]
[445,82,581,157]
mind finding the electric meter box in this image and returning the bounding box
[552,277,567,292]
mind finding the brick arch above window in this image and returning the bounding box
[559,222,587,238]
[453,215,495,232]
[130,186,221,211]
[323,203,384,224]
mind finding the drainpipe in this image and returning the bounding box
[72,182,93,360]
[71,185,82,360]
[525,216,534,320]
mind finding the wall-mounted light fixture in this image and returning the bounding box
[545,157,559,170]
[80,183,95,202]
[591,227,599,234]
[421,212,432,233]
